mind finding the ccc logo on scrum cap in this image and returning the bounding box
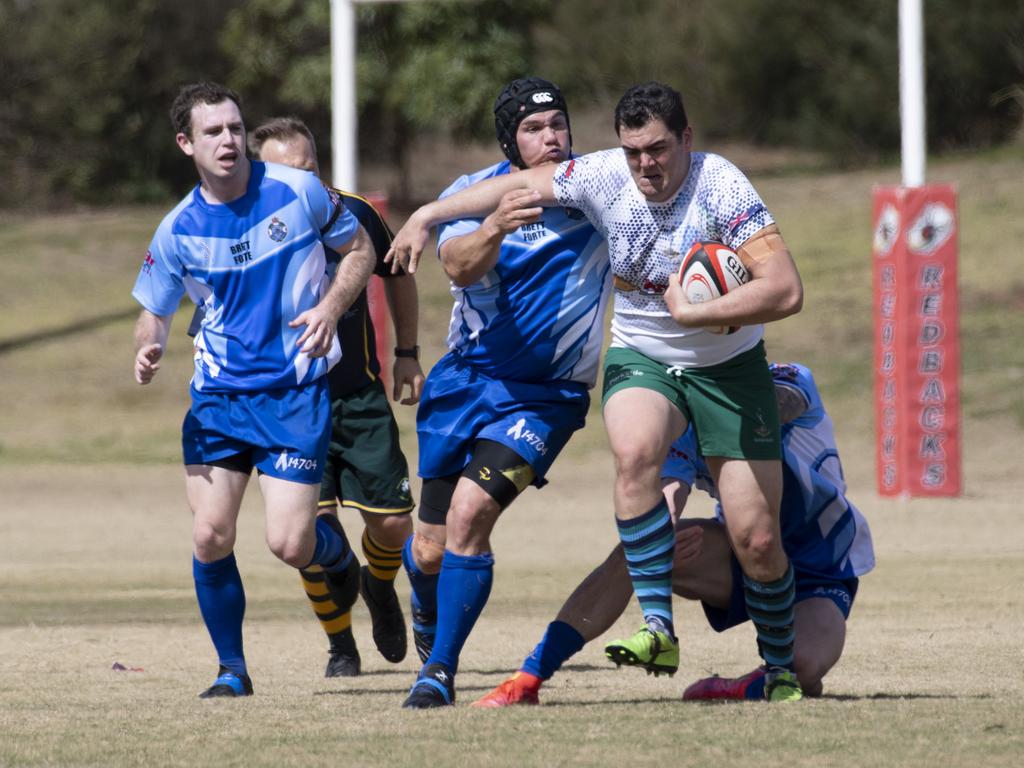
[531,92,554,104]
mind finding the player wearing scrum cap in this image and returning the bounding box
[400,77,612,708]
[389,82,806,702]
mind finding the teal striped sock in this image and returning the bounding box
[743,562,796,669]
[616,499,675,637]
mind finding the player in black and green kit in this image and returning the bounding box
[190,116,423,676]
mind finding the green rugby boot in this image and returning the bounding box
[604,626,679,677]
[764,667,804,702]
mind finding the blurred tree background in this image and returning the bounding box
[1,0,1021,207]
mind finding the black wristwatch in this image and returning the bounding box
[394,346,420,360]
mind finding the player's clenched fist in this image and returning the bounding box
[484,189,544,237]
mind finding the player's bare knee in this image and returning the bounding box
[366,513,413,549]
[793,656,826,697]
[193,522,235,561]
[273,543,309,568]
[264,529,310,568]
[613,446,663,488]
[412,531,445,574]
[733,530,785,579]
[446,497,497,553]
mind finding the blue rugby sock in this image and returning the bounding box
[521,620,586,681]
[617,499,676,638]
[311,515,353,572]
[402,535,439,619]
[193,553,247,677]
[425,550,494,672]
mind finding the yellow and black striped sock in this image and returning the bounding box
[361,530,403,582]
[300,565,352,642]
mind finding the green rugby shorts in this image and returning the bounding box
[319,378,415,514]
[602,342,781,461]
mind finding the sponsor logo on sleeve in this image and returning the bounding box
[141,251,155,275]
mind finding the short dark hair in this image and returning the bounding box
[614,82,688,138]
[248,116,317,159]
[169,81,243,139]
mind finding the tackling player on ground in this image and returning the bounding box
[389,82,806,700]
[474,363,875,706]
[399,78,613,708]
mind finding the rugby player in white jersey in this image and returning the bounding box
[400,78,612,708]
[132,82,375,698]
[389,82,806,701]
[474,363,875,706]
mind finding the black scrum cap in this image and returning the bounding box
[493,77,571,169]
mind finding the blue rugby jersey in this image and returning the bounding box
[437,160,611,388]
[663,363,875,579]
[132,161,359,393]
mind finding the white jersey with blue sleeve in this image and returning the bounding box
[437,160,611,387]
[553,149,774,368]
[661,363,875,580]
[132,161,359,393]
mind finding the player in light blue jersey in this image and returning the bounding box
[401,78,612,708]
[475,363,875,706]
[131,82,376,698]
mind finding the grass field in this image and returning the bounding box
[1,148,1023,766]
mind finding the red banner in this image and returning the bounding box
[872,184,961,496]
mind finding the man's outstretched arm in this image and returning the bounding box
[386,165,556,275]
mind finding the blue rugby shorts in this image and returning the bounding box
[416,353,590,485]
[182,377,331,485]
[702,550,860,632]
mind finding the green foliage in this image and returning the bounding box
[538,0,1022,159]
[0,0,248,205]
[535,0,710,103]
[218,0,549,196]
[0,0,1020,205]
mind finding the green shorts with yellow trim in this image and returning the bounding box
[319,378,415,515]
[601,342,781,461]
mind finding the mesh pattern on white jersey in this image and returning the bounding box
[553,149,775,367]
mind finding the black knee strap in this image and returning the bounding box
[462,440,534,511]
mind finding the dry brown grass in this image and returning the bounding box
[0,461,1022,767]
[1,146,1023,766]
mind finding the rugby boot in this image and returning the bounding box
[198,666,253,698]
[764,667,804,702]
[471,671,542,708]
[359,565,408,663]
[682,666,767,701]
[402,663,455,709]
[605,626,679,677]
[324,627,361,678]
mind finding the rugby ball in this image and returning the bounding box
[677,241,749,334]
